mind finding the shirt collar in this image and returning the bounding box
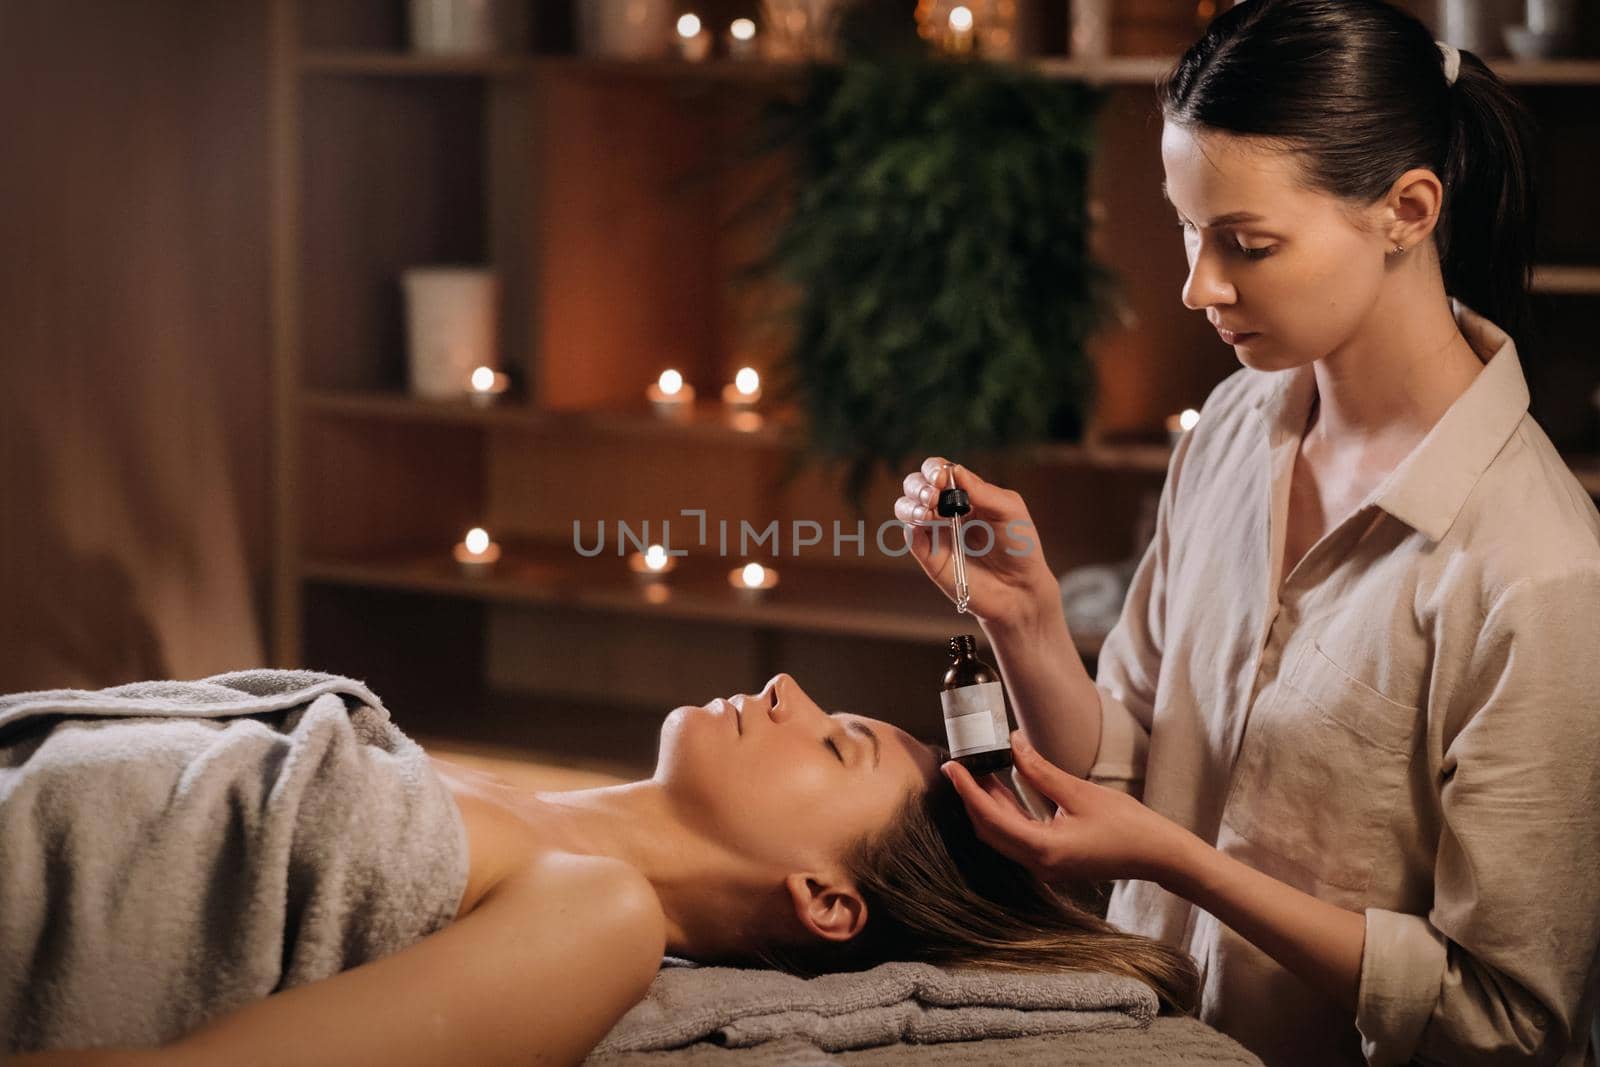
[1251,298,1529,543]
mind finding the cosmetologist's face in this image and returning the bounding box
[1160,122,1390,370]
[655,673,942,874]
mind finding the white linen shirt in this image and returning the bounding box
[1087,298,1600,1066]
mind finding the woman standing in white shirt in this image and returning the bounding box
[897,1,1600,1063]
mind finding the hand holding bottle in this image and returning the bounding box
[942,731,1192,886]
[895,457,1058,631]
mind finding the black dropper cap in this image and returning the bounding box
[947,634,977,659]
[936,486,971,517]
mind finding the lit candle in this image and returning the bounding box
[721,366,762,414]
[453,526,502,578]
[627,543,680,584]
[1166,408,1200,445]
[728,561,779,602]
[727,17,757,58]
[466,365,509,407]
[947,5,975,54]
[676,13,710,61]
[646,368,695,419]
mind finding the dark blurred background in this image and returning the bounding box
[3,0,1596,777]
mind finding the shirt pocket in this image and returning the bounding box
[1221,638,1418,893]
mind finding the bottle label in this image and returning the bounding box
[940,681,1010,757]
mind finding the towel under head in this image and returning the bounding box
[587,957,1160,1057]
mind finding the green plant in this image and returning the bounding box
[751,54,1117,512]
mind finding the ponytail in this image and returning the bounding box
[1436,50,1541,352]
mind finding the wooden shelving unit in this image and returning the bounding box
[296,48,1600,87]
[301,537,1106,656]
[270,2,1600,746]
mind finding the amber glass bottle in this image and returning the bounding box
[940,634,1014,775]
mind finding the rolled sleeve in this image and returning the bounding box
[1355,566,1600,1065]
[1086,684,1151,794]
[1356,908,1448,1065]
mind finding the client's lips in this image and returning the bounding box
[1215,325,1259,344]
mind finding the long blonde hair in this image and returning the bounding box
[756,767,1200,1016]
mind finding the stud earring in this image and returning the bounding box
[1391,243,1406,255]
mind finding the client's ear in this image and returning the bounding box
[784,872,867,942]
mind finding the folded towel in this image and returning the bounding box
[586,957,1159,1058]
[0,669,470,1053]
[587,1019,1266,1066]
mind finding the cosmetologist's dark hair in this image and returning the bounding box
[1157,0,1542,359]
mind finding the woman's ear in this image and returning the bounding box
[784,872,867,942]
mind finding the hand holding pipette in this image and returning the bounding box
[895,457,1058,628]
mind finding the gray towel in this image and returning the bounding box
[587,1019,1266,1066]
[0,669,470,1053]
[586,958,1159,1059]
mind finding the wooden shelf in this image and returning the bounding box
[301,388,801,443]
[300,538,1106,657]
[302,389,1600,490]
[1531,264,1600,295]
[294,50,1600,88]
[300,389,1177,472]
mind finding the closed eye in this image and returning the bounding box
[1175,220,1273,260]
[825,737,845,763]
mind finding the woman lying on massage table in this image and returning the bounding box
[10,673,1197,1067]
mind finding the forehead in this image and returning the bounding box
[840,712,942,784]
[1159,124,1309,216]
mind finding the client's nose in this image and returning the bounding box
[762,673,795,721]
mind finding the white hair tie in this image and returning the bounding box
[1436,40,1461,86]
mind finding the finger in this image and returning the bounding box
[979,773,1036,821]
[919,457,951,487]
[943,761,1053,856]
[894,495,936,528]
[947,463,1020,518]
[1009,733,1087,811]
[943,763,1036,866]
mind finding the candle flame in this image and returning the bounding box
[1180,408,1200,431]
[470,366,495,391]
[949,5,973,32]
[741,562,765,588]
[730,17,755,41]
[734,367,760,396]
[676,13,701,38]
[465,527,491,554]
[644,544,668,570]
[658,369,684,396]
